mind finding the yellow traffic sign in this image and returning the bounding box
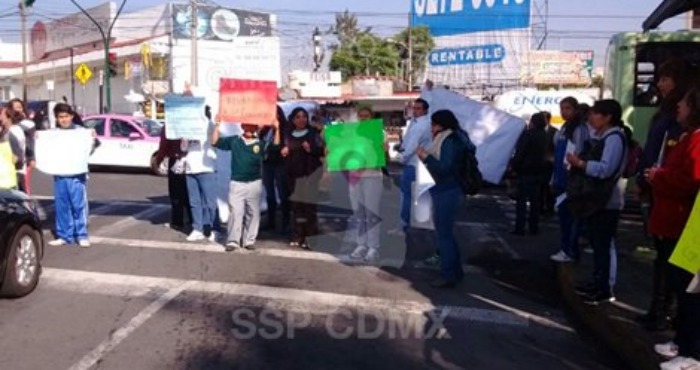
[75,64,93,85]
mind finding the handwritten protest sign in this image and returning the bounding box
[164,95,207,140]
[35,129,94,176]
[670,193,700,275]
[219,79,277,125]
[324,119,386,172]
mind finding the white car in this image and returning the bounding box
[82,114,164,175]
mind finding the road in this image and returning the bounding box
[0,167,624,370]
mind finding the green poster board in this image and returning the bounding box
[324,119,386,172]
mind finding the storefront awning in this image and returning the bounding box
[643,0,700,31]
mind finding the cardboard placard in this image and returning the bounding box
[219,78,277,125]
[324,119,386,172]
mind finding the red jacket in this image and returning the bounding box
[649,129,700,238]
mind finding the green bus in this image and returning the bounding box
[602,31,700,144]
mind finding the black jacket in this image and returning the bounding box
[512,128,548,176]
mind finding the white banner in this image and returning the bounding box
[35,129,94,176]
[421,87,526,184]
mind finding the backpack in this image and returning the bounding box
[566,131,626,218]
[455,131,483,196]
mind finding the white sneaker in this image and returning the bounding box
[186,231,206,242]
[208,232,219,243]
[350,246,369,260]
[660,356,700,370]
[655,342,680,359]
[78,239,91,248]
[550,251,574,263]
[364,249,380,263]
[48,239,68,247]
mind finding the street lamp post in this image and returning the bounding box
[69,0,127,113]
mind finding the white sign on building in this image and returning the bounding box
[288,71,342,98]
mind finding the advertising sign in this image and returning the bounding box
[172,4,272,40]
[412,0,531,36]
[288,71,342,98]
[521,50,594,85]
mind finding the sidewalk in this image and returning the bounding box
[557,199,672,370]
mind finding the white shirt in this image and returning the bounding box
[399,115,432,167]
[182,121,216,174]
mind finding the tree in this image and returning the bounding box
[329,10,372,50]
[330,32,400,80]
[392,26,435,85]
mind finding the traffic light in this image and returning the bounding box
[108,52,117,77]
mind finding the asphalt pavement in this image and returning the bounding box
[0,167,625,370]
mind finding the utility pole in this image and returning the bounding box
[313,27,323,72]
[20,1,28,102]
[407,12,413,90]
[70,0,126,113]
[190,0,199,86]
[70,48,76,109]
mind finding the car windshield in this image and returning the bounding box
[135,119,163,137]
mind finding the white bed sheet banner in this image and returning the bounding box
[35,129,94,176]
[412,160,436,230]
[421,87,526,185]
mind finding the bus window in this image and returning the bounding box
[633,42,700,107]
[634,62,658,107]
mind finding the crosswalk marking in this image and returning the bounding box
[41,268,531,328]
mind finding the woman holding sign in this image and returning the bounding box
[645,88,700,369]
[281,108,324,250]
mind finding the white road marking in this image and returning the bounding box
[490,231,522,260]
[469,294,575,333]
[91,206,169,236]
[42,268,530,328]
[87,236,484,274]
[66,281,192,370]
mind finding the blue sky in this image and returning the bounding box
[0,0,687,69]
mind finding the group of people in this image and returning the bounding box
[508,59,699,370]
[0,98,37,194]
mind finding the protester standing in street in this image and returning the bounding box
[542,111,558,216]
[47,103,99,248]
[155,123,191,233]
[182,107,218,242]
[2,108,26,192]
[511,112,549,236]
[281,107,325,250]
[417,110,472,288]
[566,100,628,305]
[0,109,18,190]
[8,99,35,194]
[644,88,700,370]
[260,106,291,233]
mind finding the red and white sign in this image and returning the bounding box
[218,79,277,125]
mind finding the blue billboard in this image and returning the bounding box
[429,44,506,66]
[412,0,531,36]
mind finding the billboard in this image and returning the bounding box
[413,0,532,89]
[172,4,272,40]
[521,50,594,85]
[412,0,531,36]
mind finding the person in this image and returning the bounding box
[566,99,628,305]
[281,107,325,250]
[550,97,589,263]
[511,112,549,236]
[392,98,432,239]
[636,59,692,331]
[47,103,100,248]
[1,108,26,192]
[260,106,291,233]
[343,107,387,263]
[542,111,558,215]
[0,109,18,190]
[8,99,36,194]
[417,110,473,288]
[213,118,274,252]
[644,88,700,370]
[155,122,191,233]
[182,107,218,242]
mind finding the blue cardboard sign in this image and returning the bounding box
[412,0,531,36]
[429,44,506,66]
[164,95,208,140]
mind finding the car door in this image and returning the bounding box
[108,119,155,168]
[82,117,109,166]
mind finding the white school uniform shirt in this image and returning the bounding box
[182,121,217,174]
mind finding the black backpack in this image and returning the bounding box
[455,131,483,196]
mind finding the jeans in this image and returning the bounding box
[400,165,416,230]
[168,159,191,229]
[263,162,289,227]
[671,265,700,359]
[431,186,464,281]
[186,172,217,234]
[227,180,263,247]
[515,175,542,233]
[344,176,383,251]
[54,174,88,243]
[588,210,620,294]
[558,200,581,260]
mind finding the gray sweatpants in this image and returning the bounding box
[343,176,383,251]
[227,180,263,247]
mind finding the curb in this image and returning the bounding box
[557,264,659,370]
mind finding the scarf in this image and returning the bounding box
[428,129,453,160]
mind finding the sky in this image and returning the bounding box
[0,0,688,70]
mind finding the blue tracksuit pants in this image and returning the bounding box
[54,174,88,243]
